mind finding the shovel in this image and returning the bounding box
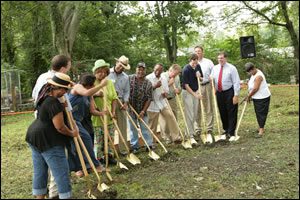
[97,112,129,170]
[117,98,160,160]
[102,88,113,181]
[106,108,141,165]
[230,100,248,142]
[65,107,109,193]
[210,77,226,142]
[164,93,192,149]
[65,109,95,197]
[107,127,129,170]
[172,85,193,148]
[128,104,168,153]
[197,76,212,144]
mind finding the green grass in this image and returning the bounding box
[1,86,299,199]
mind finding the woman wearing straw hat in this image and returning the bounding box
[245,62,271,137]
[26,73,78,199]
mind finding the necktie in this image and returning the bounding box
[217,65,223,92]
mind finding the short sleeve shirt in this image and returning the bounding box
[26,96,71,152]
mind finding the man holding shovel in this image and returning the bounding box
[128,62,153,152]
[210,51,240,141]
[108,55,131,154]
[146,64,182,145]
[194,46,215,142]
[182,53,203,144]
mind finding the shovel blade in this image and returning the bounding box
[206,134,213,144]
[127,154,141,165]
[98,183,110,192]
[118,162,129,170]
[149,151,160,160]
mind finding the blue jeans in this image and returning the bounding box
[69,121,100,171]
[29,144,71,199]
[128,113,153,149]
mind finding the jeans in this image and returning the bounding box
[29,144,71,199]
[128,113,153,149]
[69,121,100,171]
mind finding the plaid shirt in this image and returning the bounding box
[128,74,153,117]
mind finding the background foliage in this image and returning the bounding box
[1,1,299,99]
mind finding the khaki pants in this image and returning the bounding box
[194,83,214,134]
[159,98,178,141]
[115,103,128,152]
[148,106,180,142]
[182,90,199,138]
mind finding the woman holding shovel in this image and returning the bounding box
[245,62,271,137]
[26,73,78,199]
[91,59,119,163]
[68,73,108,177]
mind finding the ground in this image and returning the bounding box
[1,86,299,199]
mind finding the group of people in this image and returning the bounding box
[25,46,271,199]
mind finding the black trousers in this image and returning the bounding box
[216,87,238,136]
[253,96,271,128]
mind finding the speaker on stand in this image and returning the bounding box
[240,36,256,58]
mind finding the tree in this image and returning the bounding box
[47,1,81,57]
[146,1,206,64]
[226,1,299,82]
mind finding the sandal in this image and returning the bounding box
[75,170,84,178]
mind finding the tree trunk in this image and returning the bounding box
[48,1,68,56]
[280,1,299,83]
[47,2,81,58]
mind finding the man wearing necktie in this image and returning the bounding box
[210,51,240,141]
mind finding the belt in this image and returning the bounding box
[217,87,233,93]
[201,82,210,86]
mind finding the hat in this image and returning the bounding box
[47,72,72,89]
[93,59,110,73]
[137,62,146,68]
[245,62,255,72]
[114,55,130,70]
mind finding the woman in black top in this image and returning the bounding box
[26,73,78,199]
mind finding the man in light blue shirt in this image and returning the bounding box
[108,55,130,153]
[210,51,240,141]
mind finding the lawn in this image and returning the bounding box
[1,86,299,199]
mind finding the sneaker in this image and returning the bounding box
[132,148,139,154]
[229,136,236,142]
[98,157,105,165]
[145,146,154,152]
[120,151,128,156]
[108,156,117,165]
[165,140,172,144]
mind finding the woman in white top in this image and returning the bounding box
[245,62,271,137]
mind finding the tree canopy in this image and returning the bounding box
[1,1,299,99]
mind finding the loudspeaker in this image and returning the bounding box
[240,36,256,58]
